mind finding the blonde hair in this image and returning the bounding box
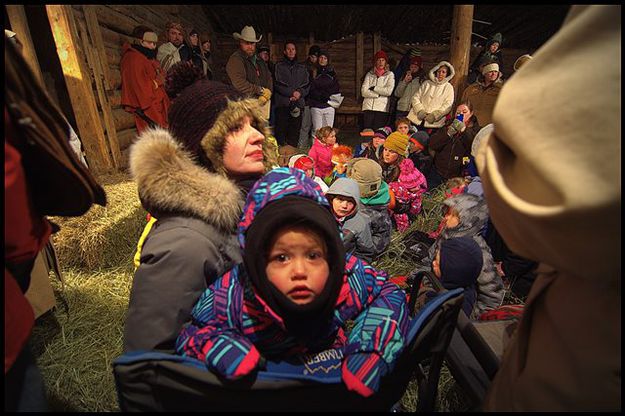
[316,126,338,143]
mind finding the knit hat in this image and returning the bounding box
[166,65,275,175]
[308,45,321,57]
[258,44,270,53]
[410,56,423,67]
[189,28,199,37]
[317,49,329,59]
[398,158,421,189]
[482,62,500,75]
[347,157,383,198]
[142,31,158,43]
[409,131,429,151]
[384,132,410,156]
[489,32,503,46]
[288,153,305,168]
[374,50,388,62]
[374,126,392,140]
[293,154,315,172]
[439,236,483,290]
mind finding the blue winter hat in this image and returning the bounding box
[439,236,483,289]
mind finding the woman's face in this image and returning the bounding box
[436,66,448,81]
[318,55,328,66]
[376,57,386,69]
[409,63,419,73]
[222,116,266,177]
[456,104,473,123]
[189,33,199,47]
[372,136,385,148]
[489,42,500,53]
[383,147,399,164]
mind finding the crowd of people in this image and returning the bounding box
[5,5,620,411]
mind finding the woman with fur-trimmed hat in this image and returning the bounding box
[361,50,395,130]
[123,63,278,353]
[407,61,455,135]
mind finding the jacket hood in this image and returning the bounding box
[238,167,335,249]
[441,193,489,239]
[129,128,243,232]
[428,60,456,84]
[326,177,362,217]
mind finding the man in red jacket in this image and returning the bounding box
[121,25,170,134]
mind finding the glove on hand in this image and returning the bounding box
[258,87,272,104]
[342,351,388,398]
[416,110,427,120]
[425,113,436,123]
[447,119,465,136]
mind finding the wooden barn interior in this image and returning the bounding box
[5,4,570,175]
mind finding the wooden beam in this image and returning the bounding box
[46,5,114,174]
[373,31,381,55]
[449,5,474,102]
[83,6,114,91]
[355,32,364,102]
[77,17,122,169]
[5,5,45,86]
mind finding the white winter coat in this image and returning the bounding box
[408,61,455,128]
[361,69,395,113]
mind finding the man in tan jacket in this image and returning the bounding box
[476,5,620,411]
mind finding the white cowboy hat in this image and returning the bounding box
[233,26,262,43]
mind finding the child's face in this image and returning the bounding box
[397,123,410,136]
[444,208,460,229]
[324,131,337,146]
[304,168,314,178]
[432,249,441,278]
[331,196,356,218]
[266,226,329,305]
[382,147,399,164]
[408,141,421,154]
[372,137,385,148]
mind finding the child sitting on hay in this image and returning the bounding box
[176,167,410,397]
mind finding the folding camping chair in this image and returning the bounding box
[407,270,506,410]
[113,285,463,412]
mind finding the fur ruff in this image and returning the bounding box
[129,128,243,231]
[201,98,277,176]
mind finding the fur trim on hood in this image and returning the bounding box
[201,97,278,177]
[428,60,456,84]
[130,128,243,231]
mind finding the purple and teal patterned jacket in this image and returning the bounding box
[176,167,410,397]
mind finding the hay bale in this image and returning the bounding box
[50,173,146,271]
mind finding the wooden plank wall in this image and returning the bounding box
[70,5,213,170]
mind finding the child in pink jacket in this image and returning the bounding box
[308,126,337,179]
